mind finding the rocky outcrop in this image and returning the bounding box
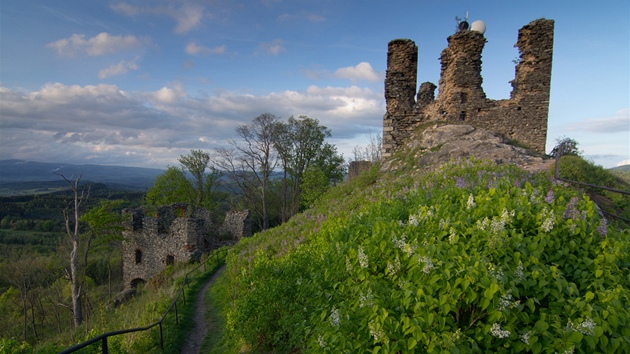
[382,124,553,172]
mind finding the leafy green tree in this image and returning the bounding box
[80,199,126,298]
[216,113,280,230]
[273,115,345,217]
[178,149,211,206]
[550,136,581,157]
[145,166,195,206]
[299,165,329,209]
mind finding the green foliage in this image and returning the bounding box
[218,159,630,353]
[145,166,196,206]
[558,155,630,221]
[551,136,581,157]
[300,165,329,209]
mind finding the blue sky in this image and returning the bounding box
[1,0,628,169]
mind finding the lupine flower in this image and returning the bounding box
[346,256,353,273]
[490,323,510,338]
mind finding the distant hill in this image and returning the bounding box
[0,159,164,195]
[609,164,630,172]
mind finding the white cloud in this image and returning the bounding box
[185,42,226,56]
[98,59,139,79]
[110,2,206,34]
[0,83,384,168]
[256,39,286,56]
[335,62,381,83]
[47,32,148,57]
[616,159,630,167]
[567,108,630,133]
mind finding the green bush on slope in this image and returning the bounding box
[221,160,630,353]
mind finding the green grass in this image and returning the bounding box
[208,157,629,353]
[22,248,228,353]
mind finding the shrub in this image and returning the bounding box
[222,160,630,353]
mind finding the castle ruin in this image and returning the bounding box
[122,204,251,289]
[383,18,554,158]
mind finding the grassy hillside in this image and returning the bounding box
[0,249,227,353]
[209,159,629,353]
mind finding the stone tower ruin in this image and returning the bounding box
[122,204,251,289]
[383,18,554,158]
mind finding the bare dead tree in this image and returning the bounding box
[58,173,88,328]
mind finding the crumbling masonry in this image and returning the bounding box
[122,204,250,289]
[383,19,554,158]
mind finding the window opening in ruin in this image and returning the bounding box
[166,255,175,266]
[459,111,467,121]
[517,106,522,111]
[135,249,142,264]
[131,278,145,289]
[460,92,468,104]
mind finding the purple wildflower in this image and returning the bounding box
[544,190,554,204]
[455,177,467,189]
[596,219,608,237]
[564,197,579,219]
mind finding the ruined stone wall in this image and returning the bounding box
[220,210,251,240]
[383,19,554,158]
[348,160,373,180]
[122,204,251,288]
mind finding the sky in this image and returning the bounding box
[1,0,628,170]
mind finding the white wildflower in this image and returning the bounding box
[368,322,389,344]
[329,306,340,327]
[451,328,461,342]
[317,334,327,348]
[345,256,353,273]
[566,318,595,336]
[448,227,458,244]
[514,261,524,280]
[386,257,400,275]
[541,208,555,232]
[498,294,520,311]
[520,331,530,345]
[419,256,434,274]
[439,218,449,230]
[392,235,407,250]
[409,214,419,226]
[476,217,490,231]
[358,247,368,268]
[489,263,504,281]
[490,323,510,338]
[467,194,476,209]
[359,289,374,308]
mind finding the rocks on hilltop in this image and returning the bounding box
[382,124,554,173]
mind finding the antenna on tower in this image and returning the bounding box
[455,11,470,32]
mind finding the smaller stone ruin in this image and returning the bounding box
[121,203,251,289]
[348,160,373,181]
